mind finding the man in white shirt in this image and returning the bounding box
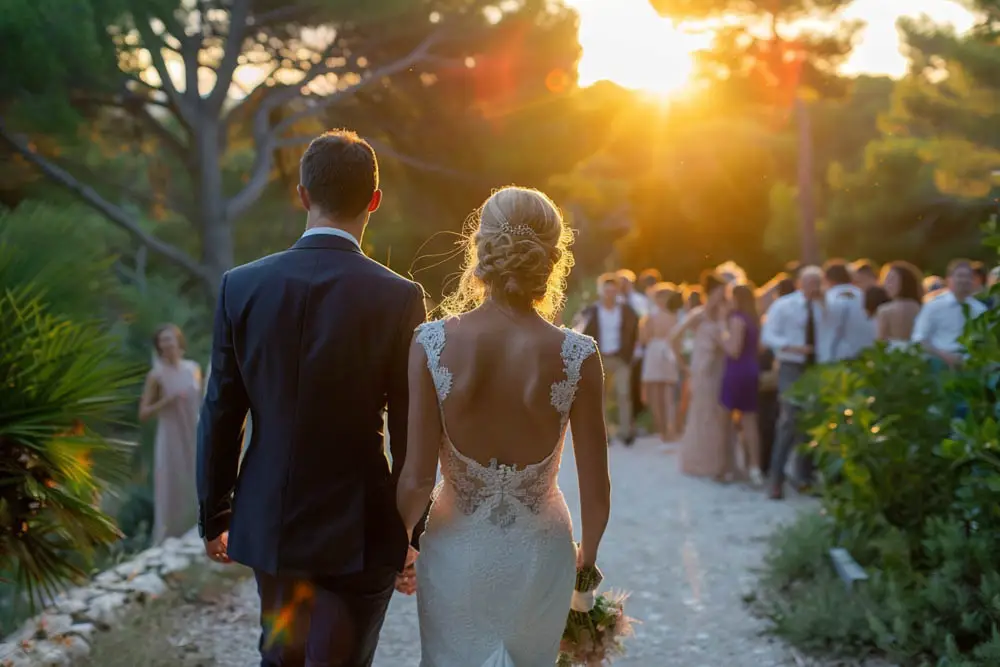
[912,259,987,369]
[617,269,650,318]
[822,260,876,363]
[760,266,824,499]
[580,275,640,444]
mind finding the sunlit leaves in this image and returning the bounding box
[0,242,144,612]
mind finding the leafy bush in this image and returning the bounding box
[1,201,211,555]
[0,248,143,626]
[758,224,1000,665]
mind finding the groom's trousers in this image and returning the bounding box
[255,566,396,667]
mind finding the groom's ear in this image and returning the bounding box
[368,189,382,213]
[297,184,311,212]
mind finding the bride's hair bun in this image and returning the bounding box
[441,186,574,321]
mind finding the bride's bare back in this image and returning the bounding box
[436,307,572,467]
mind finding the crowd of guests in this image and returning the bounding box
[572,257,997,499]
[138,256,995,545]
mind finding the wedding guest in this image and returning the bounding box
[912,258,987,370]
[761,266,824,499]
[617,269,650,317]
[684,286,703,311]
[756,272,789,315]
[637,268,662,301]
[639,284,683,442]
[580,275,639,444]
[716,261,747,285]
[672,272,731,480]
[678,285,703,421]
[923,275,946,302]
[875,261,923,344]
[850,259,880,292]
[822,259,875,363]
[971,261,987,294]
[720,283,763,485]
[864,286,890,319]
[756,277,792,477]
[618,269,650,427]
[756,347,778,477]
[139,324,202,544]
[970,261,995,308]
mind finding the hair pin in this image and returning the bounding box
[499,220,537,238]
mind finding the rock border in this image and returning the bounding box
[1,528,206,667]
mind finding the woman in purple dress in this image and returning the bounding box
[720,284,763,485]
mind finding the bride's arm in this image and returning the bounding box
[397,338,443,541]
[570,351,612,567]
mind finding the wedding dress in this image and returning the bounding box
[413,319,597,667]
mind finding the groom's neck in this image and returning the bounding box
[306,213,365,240]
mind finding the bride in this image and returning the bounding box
[396,186,612,666]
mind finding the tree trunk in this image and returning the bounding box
[194,119,233,295]
[795,96,819,266]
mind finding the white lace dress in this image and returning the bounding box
[413,320,597,667]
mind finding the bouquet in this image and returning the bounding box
[557,564,636,666]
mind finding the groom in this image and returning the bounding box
[197,129,426,666]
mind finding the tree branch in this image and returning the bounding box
[273,31,444,135]
[134,19,197,127]
[0,120,209,285]
[208,0,251,111]
[225,30,446,221]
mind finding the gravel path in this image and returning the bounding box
[186,436,816,666]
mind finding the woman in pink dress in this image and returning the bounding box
[640,284,684,442]
[139,324,202,544]
[671,272,732,480]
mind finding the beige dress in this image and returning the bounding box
[679,316,731,478]
[152,359,201,544]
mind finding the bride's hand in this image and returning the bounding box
[394,566,417,595]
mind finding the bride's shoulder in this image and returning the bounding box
[557,325,599,358]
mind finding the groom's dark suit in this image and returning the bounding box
[197,230,426,667]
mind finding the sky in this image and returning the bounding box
[566,0,976,93]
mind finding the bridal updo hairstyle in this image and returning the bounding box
[441,186,573,321]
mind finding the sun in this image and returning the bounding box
[567,0,712,98]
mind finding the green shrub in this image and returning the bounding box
[759,224,1000,665]
[0,249,143,628]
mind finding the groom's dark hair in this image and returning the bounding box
[300,129,379,220]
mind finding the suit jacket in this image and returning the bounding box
[197,233,426,577]
[579,302,639,362]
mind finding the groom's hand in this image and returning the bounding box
[204,531,231,564]
[394,546,419,595]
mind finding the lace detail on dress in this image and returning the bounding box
[415,320,453,401]
[550,330,597,424]
[416,322,593,529]
[440,442,558,528]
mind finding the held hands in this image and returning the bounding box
[394,545,419,596]
[204,531,231,564]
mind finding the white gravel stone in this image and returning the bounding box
[127,572,168,598]
[30,641,69,667]
[52,599,87,617]
[66,624,95,642]
[158,553,192,576]
[85,592,127,627]
[35,615,72,640]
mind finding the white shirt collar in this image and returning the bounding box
[301,226,360,248]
